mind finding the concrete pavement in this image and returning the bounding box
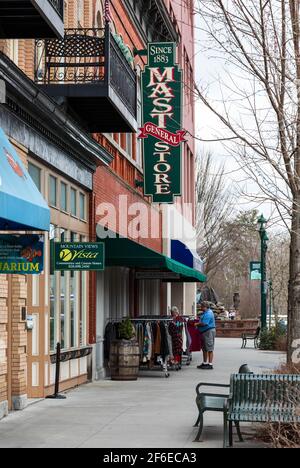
[0,338,285,448]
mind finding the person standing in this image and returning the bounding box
[169,306,183,365]
[195,301,216,370]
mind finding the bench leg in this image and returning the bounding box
[194,413,200,427]
[235,422,244,442]
[194,412,204,442]
[229,421,233,447]
[223,413,229,448]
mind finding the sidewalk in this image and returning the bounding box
[0,338,285,448]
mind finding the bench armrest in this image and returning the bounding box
[196,382,230,396]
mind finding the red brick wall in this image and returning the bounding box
[94,165,162,253]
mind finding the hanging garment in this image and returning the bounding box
[159,321,171,360]
[154,321,161,355]
[134,322,144,358]
[186,323,192,351]
[150,322,157,359]
[187,319,202,352]
[142,322,153,362]
[182,322,187,353]
[166,325,173,359]
[168,321,183,363]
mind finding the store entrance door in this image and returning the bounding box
[27,273,48,398]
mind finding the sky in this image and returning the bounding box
[192,5,284,229]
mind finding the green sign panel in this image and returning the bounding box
[250,261,262,280]
[139,42,185,203]
[54,242,105,271]
[0,234,44,274]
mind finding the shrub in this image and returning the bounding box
[259,323,287,351]
[118,317,135,340]
[258,364,300,448]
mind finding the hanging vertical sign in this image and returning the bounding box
[139,43,185,203]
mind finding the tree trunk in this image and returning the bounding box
[288,194,300,363]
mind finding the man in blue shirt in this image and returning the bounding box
[195,301,216,370]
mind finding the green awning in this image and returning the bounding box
[101,236,206,283]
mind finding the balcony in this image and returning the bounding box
[0,0,64,39]
[34,26,138,133]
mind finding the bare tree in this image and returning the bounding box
[196,151,235,279]
[194,0,300,362]
[268,233,290,319]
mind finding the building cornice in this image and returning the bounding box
[0,52,113,171]
[123,0,178,44]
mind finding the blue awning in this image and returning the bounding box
[0,128,50,231]
[171,240,204,274]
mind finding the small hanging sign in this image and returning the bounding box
[54,242,105,271]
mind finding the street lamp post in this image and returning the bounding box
[268,279,273,329]
[257,215,269,329]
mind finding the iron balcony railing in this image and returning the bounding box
[48,0,64,19]
[35,26,137,118]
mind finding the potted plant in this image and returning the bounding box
[109,318,140,381]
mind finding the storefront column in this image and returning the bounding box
[10,275,27,410]
[160,282,171,315]
[171,283,184,314]
[0,274,8,419]
[184,283,196,317]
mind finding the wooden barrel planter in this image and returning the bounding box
[109,339,140,381]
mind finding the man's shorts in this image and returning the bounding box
[202,328,216,352]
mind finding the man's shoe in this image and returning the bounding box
[206,364,214,370]
[197,364,209,369]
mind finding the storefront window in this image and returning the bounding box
[49,228,88,353]
[80,271,87,346]
[70,271,76,348]
[70,231,77,348]
[60,272,66,349]
[60,230,67,349]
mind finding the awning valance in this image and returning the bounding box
[171,239,204,273]
[0,128,50,231]
[102,236,206,283]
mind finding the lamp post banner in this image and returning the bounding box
[140,43,185,203]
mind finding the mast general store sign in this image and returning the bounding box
[0,235,44,274]
[140,43,185,203]
[54,242,105,271]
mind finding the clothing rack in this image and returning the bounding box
[105,316,191,378]
[130,317,171,378]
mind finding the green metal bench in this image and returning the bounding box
[241,326,261,349]
[224,373,300,448]
[194,364,252,442]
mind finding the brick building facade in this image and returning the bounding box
[0,0,199,415]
